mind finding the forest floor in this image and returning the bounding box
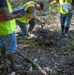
[0,12,74,75]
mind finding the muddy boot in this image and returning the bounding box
[1,48,8,71]
[7,53,22,71]
[1,48,7,62]
[64,26,69,37]
[61,25,64,36]
[1,48,6,59]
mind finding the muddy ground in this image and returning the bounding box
[0,14,74,75]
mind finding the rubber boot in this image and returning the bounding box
[64,26,69,37]
[7,53,22,71]
[61,25,64,35]
[65,26,69,33]
[1,48,8,70]
[1,48,6,59]
[1,47,7,62]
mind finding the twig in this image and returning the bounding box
[16,50,48,75]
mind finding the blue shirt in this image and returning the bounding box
[0,0,7,8]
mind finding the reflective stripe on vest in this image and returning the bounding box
[0,15,8,22]
[24,1,34,11]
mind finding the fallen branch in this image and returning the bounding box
[16,50,48,75]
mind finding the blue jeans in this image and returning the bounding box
[60,12,73,27]
[0,33,17,54]
[16,19,36,36]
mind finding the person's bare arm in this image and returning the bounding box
[0,7,22,20]
[50,0,59,6]
[32,13,42,23]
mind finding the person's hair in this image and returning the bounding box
[36,1,44,10]
[72,0,74,3]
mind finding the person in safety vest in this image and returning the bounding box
[16,1,44,38]
[50,0,74,40]
[0,0,22,71]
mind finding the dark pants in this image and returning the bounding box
[16,19,36,36]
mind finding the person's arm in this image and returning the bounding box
[0,0,22,20]
[32,13,42,23]
[0,7,22,20]
[68,4,74,11]
[26,7,44,23]
[50,0,59,6]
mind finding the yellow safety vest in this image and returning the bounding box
[59,0,73,14]
[0,1,16,35]
[17,1,34,23]
[51,0,73,14]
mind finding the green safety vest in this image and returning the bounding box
[0,1,16,35]
[59,0,73,14]
[17,1,34,23]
